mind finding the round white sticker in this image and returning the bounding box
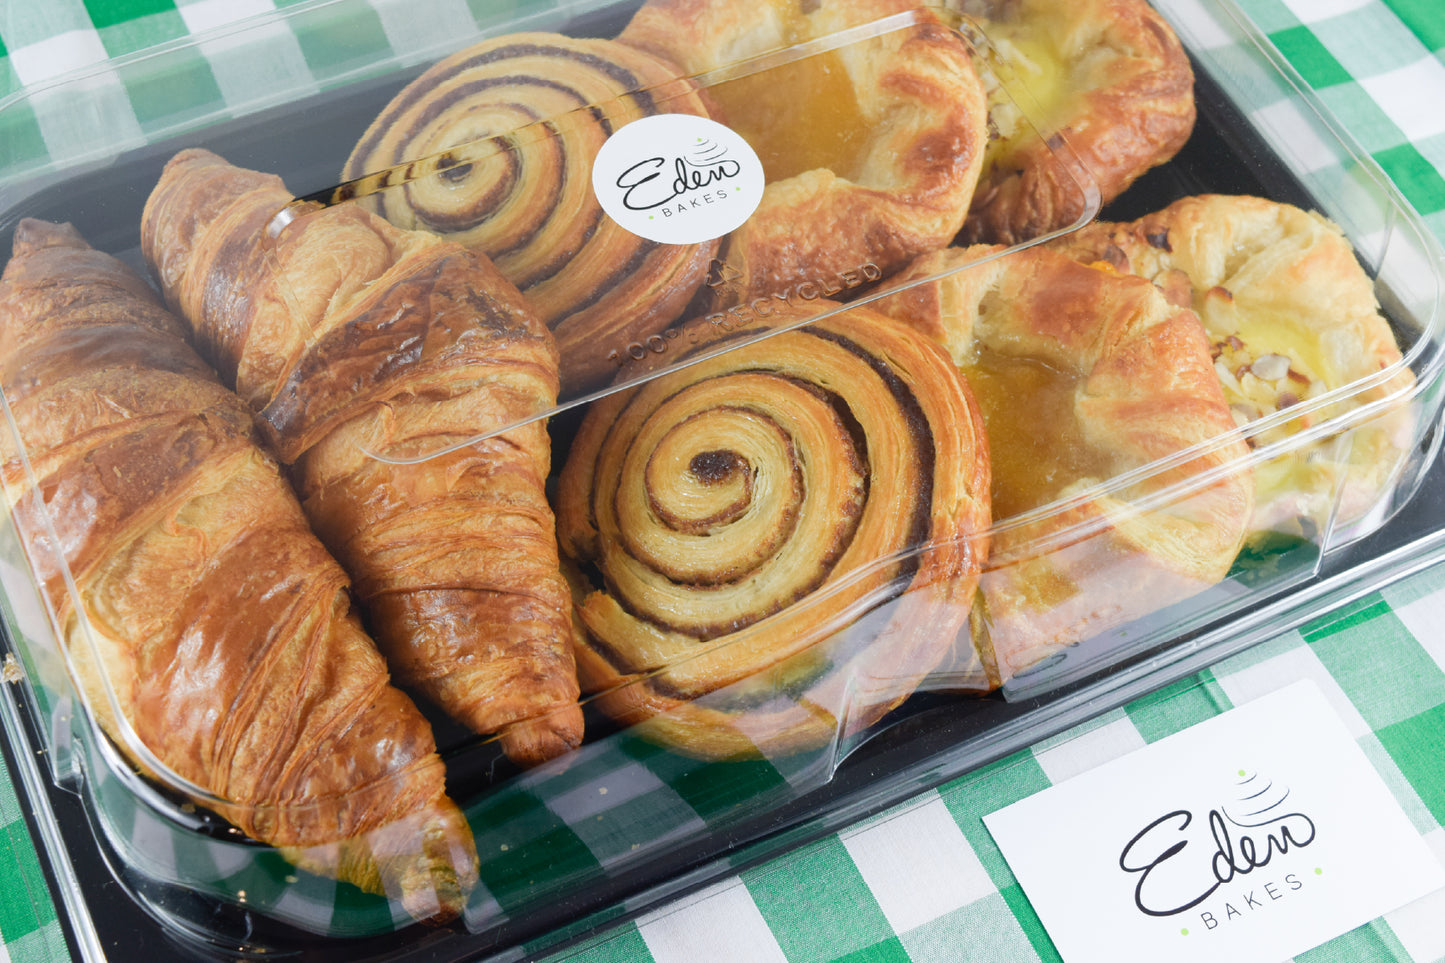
[591,113,765,245]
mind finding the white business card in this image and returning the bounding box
[984,680,1445,963]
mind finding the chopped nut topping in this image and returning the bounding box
[1215,359,1241,392]
[1250,353,1291,382]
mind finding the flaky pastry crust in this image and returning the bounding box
[875,244,1253,680]
[342,33,719,391]
[142,148,583,767]
[555,302,993,759]
[618,0,989,312]
[1050,193,1417,538]
[0,219,477,923]
[958,0,1195,245]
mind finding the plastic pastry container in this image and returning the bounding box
[0,0,1442,960]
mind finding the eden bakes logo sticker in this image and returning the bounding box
[1119,769,1320,938]
[592,113,765,245]
[983,683,1445,963]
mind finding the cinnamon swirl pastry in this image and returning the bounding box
[617,0,989,312]
[555,303,993,759]
[342,33,718,390]
[957,0,1196,245]
[1049,194,1417,537]
[874,245,1253,681]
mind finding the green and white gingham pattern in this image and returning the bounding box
[3,1,1445,961]
[1,757,71,963]
[552,581,1445,963]
[1240,0,1445,245]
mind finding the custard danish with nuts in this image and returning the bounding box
[1050,194,1416,538]
[958,0,1196,245]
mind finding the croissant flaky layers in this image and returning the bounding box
[140,148,583,766]
[555,303,994,759]
[0,219,478,922]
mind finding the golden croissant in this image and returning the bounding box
[140,148,583,765]
[0,218,478,922]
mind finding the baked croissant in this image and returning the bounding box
[555,302,993,759]
[140,148,583,766]
[341,32,719,392]
[0,219,478,922]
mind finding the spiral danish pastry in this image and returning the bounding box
[343,33,718,390]
[555,303,993,759]
[617,0,989,313]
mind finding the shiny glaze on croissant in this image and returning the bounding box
[140,149,583,766]
[0,219,477,922]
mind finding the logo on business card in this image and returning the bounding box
[592,113,765,245]
[1118,769,1320,934]
[982,683,1445,963]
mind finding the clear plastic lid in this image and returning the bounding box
[0,0,1443,957]
[211,5,1105,462]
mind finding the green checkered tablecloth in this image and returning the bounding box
[555,589,1445,963]
[2,1,1444,961]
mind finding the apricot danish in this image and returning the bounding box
[875,244,1253,680]
[617,0,989,312]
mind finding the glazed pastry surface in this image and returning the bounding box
[555,301,993,758]
[141,149,584,766]
[875,243,1254,680]
[958,0,1196,245]
[342,33,719,390]
[0,219,478,923]
[618,0,990,312]
[1050,193,1416,537]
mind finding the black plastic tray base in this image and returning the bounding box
[1,35,1439,963]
